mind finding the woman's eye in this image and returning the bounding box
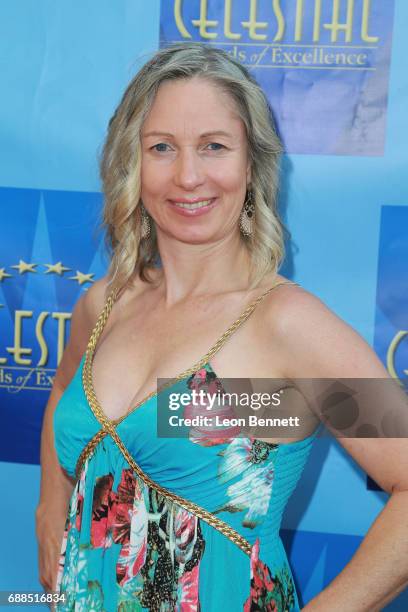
[206,142,224,151]
[152,143,171,152]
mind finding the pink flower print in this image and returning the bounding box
[179,563,200,611]
[111,470,137,545]
[186,369,241,446]
[244,539,278,612]
[173,508,198,565]
[113,471,148,587]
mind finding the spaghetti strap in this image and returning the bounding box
[197,280,298,366]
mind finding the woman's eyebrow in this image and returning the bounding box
[199,130,233,139]
[142,130,174,139]
[142,130,234,139]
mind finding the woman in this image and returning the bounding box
[36,43,408,610]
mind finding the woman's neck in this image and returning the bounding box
[153,230,253,305]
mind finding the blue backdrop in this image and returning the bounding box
[0,1,407,608]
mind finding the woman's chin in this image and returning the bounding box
[175,232,217,245]
[160,227,219,246]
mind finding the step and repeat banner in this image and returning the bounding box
[160,0,395,156]
[0,1,407,608]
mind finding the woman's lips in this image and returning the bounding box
[168,197,217,217]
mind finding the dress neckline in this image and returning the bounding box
[81,354,218,427]
[82,280,297,429]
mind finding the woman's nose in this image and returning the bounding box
[173,148,205,190]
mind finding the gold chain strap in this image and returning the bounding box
[75,428,108,479]
[82,333,252,554]
[76,279,296,468]
[76,280,296,474]
[85,360,252,555]
[76,280,297,556]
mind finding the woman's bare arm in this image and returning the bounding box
[271,286,408,611]
[36,279,108,592]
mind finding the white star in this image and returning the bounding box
[69,271,94,286]
[44,262,71,275]
[11,260,37,274]
[0,268,12,281]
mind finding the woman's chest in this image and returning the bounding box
[91,311,286,422]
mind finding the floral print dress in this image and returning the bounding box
[53,285,317,611]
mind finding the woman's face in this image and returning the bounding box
[140,77,251,245]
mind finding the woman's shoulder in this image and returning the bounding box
[260,277,328,350]
[65,277,113,350]
[262,276,387,379]
[268,276,329,318]
[257,273,321,313]
[80,275,113,319]
[83,272,150,313]
[53,277,113,389]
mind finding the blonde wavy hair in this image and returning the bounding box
[100,42,285,294]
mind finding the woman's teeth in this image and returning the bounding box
[173,199,213,209]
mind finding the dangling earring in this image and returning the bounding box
[140,203,151,240]
[239,188,255,237]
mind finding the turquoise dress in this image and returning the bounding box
[54,285,317,611]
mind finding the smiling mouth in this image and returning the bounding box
[171,199,214,210]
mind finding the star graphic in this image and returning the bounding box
[0,268,12,281]
[44,262,71,275]
[69,271,94,286]
[11,260,37,274]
